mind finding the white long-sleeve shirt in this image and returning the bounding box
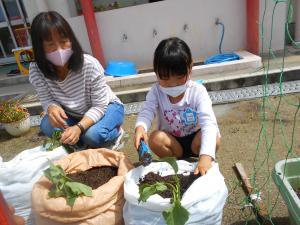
[29,54,121,122]
[136,80,219,159]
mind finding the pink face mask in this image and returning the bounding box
[46,48,73,66]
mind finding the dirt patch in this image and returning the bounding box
[138,171,200,199]
[0,126,46,161]
[67,166,118,189]
[1,94,299,225]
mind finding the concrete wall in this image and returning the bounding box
[67,16,92,54]
[259,0,287,53]
[68,0,247,68]
[23,0,77,22]
[23,0,288,68]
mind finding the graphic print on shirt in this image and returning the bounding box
[163,106,198,137]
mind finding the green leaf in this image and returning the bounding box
[66,196,76,207]
[44,130,63,151]
[43,161,92,208]
[161,157,178,174]
[138,182,168,203]
[48,186,64,198]
[65,182,93,197]
[45,162,65,179]
[52,130,62,139]
[162,200,189,225]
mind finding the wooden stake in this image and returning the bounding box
[234,162,272,224]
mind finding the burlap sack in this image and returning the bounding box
[32,148,134,225]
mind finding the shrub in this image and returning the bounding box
[0,100,28,123]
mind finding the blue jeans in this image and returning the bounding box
[40,102,124,148]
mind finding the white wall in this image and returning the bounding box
[22,0,48,22]
[93,0,247,68]
[23,0,77,22]
[24,0,288,68]
[67,16,92,54]
[259,0,287,53]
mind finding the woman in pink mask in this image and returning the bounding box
[29,11,124,149]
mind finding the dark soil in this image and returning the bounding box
[139,152,152,166]
[67,166,118,189]
[138,171,200,198]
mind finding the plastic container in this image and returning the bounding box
[105,60,137,77]
[272,158,300,225]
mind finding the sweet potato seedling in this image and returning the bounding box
[138,157,190,225]
[44,161,92,207]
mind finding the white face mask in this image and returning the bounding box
[159,82,187,97]
[46,48,73,66]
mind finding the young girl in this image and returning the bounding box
[134,37,221,175]
[29,11,124,149]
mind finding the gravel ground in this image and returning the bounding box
[1,94,299,225]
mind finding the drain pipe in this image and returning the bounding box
[80,0,105,66]
[295,0,300,42]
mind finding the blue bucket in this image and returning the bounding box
[105,60,138,77]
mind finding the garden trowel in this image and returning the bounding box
[138,140,152,166]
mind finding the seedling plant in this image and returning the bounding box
[138,157,190,225]
[43,129,62,151]
[44,161,92,207]
[43,129,76,153]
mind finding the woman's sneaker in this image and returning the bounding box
[111,127,124,150]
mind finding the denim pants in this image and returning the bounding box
[40,102,124,148]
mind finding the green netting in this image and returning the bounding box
[228,0,300,224]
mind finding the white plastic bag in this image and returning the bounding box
[123,160,228,225]
[0,146,68,225]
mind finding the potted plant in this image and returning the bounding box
[123,158,228,225]
[32,148,134,225]
[0,99,30,136]
[138,157,190,225]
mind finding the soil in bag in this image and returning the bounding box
[139,172,201,198]
[68,166,118,189]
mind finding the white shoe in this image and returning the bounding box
[110,127,128,151]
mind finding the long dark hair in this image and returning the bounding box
[30,11,83,80]
[153,37,192,80]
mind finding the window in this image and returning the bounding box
[74,0,164,14]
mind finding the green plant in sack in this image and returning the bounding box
[138,157,190,225]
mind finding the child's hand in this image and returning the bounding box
[134,126,148,150]
[194,154,213,175]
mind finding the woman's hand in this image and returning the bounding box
[194,154,213,176]
[60,125,81,145]
[134,126,148,150]
[47,105,68,129]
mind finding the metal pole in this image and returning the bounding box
[295,0,300,42]
[246,0,259,55]
[80,0,105,66]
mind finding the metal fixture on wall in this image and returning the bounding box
[183,23,189,32]
[122,33,128,42]
[152,29,157,37]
